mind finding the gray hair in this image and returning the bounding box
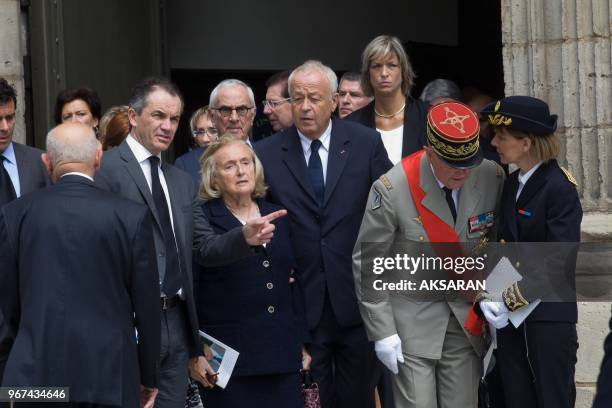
[209,79,256,108]
[419,79,463,105]
[46,126,98,166]
[288,60,338,98]
[360,35,416,97]
[198,134,267,201]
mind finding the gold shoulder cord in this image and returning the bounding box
[560,167,578,187]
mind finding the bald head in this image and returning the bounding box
[43,122,102,181]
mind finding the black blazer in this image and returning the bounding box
[0,176,160,407]
[195,198,308,376]
[255,119,393,329]
[498,160,582,322]
[0,142,51,384]
[345,95,428,159]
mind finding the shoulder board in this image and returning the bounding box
[560,166,578,187]
[495,163,504,177]
[379,174,393,191]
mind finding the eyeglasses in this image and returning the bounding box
[192,127,219,138]
[211,106,254,118]
[262,98,290,109]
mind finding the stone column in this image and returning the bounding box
[0,0,26,144]
[501,0,611,406]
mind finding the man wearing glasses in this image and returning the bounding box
[263,70,293,132]
[209,79,256,145]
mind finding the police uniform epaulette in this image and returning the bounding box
[560,166,577,187]
[379,175,392,191]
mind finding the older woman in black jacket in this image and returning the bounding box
[479,96,582,408]
[193,135,310,408]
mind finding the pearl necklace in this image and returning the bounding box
[374,102,406,118]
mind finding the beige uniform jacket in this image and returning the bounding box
[353,153,504,359]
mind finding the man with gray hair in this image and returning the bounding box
[209,79,256,144]
[255,60,393,408]
[0,123,161,407]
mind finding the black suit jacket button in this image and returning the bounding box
[263,260,270,268]
[267,305,275,314]
[266,282,274,289]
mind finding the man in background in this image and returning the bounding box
[337,71,372,118]
[262,70,293,132]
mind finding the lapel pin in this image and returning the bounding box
[340,149,346,155]
[517,209,532,217]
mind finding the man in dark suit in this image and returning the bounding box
[255,60,393,408]
[96,77,284,407]
[0,123,160,407]
[0,77,51,384]
[95,77,206,407]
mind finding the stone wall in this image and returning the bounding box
[0,0,25,144]
[501,0,612,406]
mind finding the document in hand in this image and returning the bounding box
[486,256,541,328]
[199,330,240,389]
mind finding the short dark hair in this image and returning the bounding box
[54,87,102,125]
[265,70,290,98]
[0,78,17,108]
[340,71,361,84]
[129,76,183,114]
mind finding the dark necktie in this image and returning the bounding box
[307,139,324,205]
[149,156,181,295]
[443,187,457,223]
[0,155,17,207]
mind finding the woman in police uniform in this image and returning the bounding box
[481,96,582,408]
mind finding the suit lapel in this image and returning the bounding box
[118,142,162,228]
[516,161,550,210]
[13,143,33,193]
[323,119,350,208]
[455,174,481,237]
[281,128,319,205]
[503,172,520,240]
[162,163,185,243]
[420,154,455,228]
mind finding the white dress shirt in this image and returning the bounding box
[126,134,176,232]
[298,121,332,183]
[61,172,94,182]
[431,164,460,210]
[516,161,543,201]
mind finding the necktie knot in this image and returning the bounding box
[148,155,160,167]
[310,139,322,153]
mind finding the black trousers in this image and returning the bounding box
[308,294,379,408]
[496,321,577,408]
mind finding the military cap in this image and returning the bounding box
[481,95,558,136]
[426,101,482,169]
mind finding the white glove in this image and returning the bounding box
[374,334,404,374]
[480,301,510,329]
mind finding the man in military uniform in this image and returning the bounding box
[353,101,505,408]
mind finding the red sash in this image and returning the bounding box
[401,150,485,336]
